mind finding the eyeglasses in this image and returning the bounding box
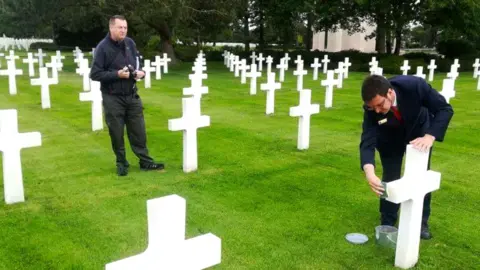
[364,98,387,111]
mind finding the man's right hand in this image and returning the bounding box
[363,164,385,197]
[366,174,385,197]
[118,69,130,79]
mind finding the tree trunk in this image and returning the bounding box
[394,26,402,55]
[324,28,328,50]
[243,13,250,52]
[146,20,177,64]
[305,12,314,51]
[375,14,386,53]
[386,29,392,54]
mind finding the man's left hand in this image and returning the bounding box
[135,70,145,80]
[410,134,435,152]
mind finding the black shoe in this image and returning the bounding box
[420,225,432,240]
[117,165,129,176]
[140,162,165,171]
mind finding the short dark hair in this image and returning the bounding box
[109,15,126,26]
[361,75,392,102]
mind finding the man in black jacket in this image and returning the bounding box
[90,15,164,176]
[359,75,453,239]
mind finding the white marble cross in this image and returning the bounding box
[311,58,322,81]
[447,64,459,81]
[414,66,426,80]
[257,53,265,71]
[400,60,411,75]
[452,59,460,70]
[284,53,291,70]
[142,59,155,89]
[477,74,480,91]
[74,52,85,71]
[373,67,384,76]
[0,109,42,205]
[234,56,241,77]
[76,58,91,91]
[473,58,480,78]
[183,72,208,100]
[105,195,221,269]
[55,50,65,71]
[385,145,441,269]
[427,60,437,82]
[293,59,308,91]
[343,57,352,79]
[322,55,330,74]
[229,55,236,72]
[334,62,345,89]
[151,56,163,80]
[289,89,319,150]
[31,67,57,109]
[246,63,261,95]
[73,46,82,59]
[321,70,338,109]
[440,79,455,104]
[34,48,47,67]
[0,59,23,95]
[276,58,288,82]
[4,50,19,64]
[0,52,4,68]
[22,52,38,77]
[260,72,281,115]
[80,80,103,131]
[370,59,379,75]
[240,59,250,84]
[266,56,273,75]
[250,51,257,64]
[162,53,172,74]
[168,97,210,173]
[222,50,229,66]
[45,56,60,83]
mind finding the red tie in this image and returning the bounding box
[391,106,403,123]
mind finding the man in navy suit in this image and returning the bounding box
[359,75,454,239]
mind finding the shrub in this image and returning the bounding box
[436,39,476,59]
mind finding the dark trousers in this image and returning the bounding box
[102,93,154,167]
[378,145,433,227]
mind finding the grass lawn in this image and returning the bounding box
[0,53,479,269]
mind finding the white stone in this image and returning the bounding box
[343,57,352,78]
[276,58,288,82]
[427,60,437,82]
[183,72,208,100]
[334,62,345,89]
[289,89,319,150]
[0,59,23,95]
[439,79,455,104]
[45,56,60,83]
[74,52,85,71]
[234,56,241,77]
[222,50,229,66]
[400,60,411,75]
[250,51,257,64]
[240,59,250,84]
[246,63,261,95]
[22,52,38,77]
[257,53,265,71]
[414,67,426,80]
[293,58,308,91]
[34,48,47,67]
[31,67,57,109]
[76,58,91,91]
[473,58,480,78]
[229,55,236,72]
[321,70,338,109]
[151,56,163,80]
[55,51,65,71]
[260,72,281,115]
[168,97,210,173]
[142,60,155,89]
[310,58,322,81]
[321,55,330,74]
[0,109,42,204]
[284,53,291,70]
[162,53,172,74]
[105,195,221,270]
[447,64,459,81]
[369,57,379,75]
[266,56,273,75]
[385,145,441,269]
[80,80,103,131]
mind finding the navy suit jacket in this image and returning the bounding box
[359,75,454,170]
